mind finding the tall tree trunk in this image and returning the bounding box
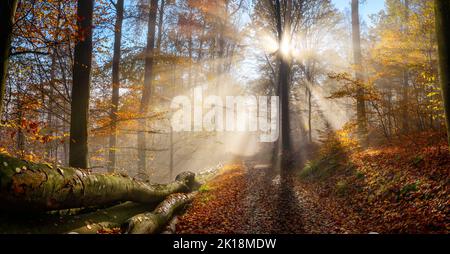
[138,0,158,175]
[435,0,450,150]
[108,0,125,173]
[351,0,367,138]
[275,0,292,169]
[0,0,19,117]
[69,0,94,169]
[401,0,410,133]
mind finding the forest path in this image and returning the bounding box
[175,163,349,234]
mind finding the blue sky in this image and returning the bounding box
[332,0,386,25]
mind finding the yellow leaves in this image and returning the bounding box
[0,148,10,156]
[427,91,440,98]
[24,152,38,163]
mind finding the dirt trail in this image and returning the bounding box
[176,163,350,234]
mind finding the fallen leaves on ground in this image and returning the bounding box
[176,164,350,233]
[300,131,450,234]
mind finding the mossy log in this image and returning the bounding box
[122,192,196,234]
[0,154,195,212]
[0,201,152,234]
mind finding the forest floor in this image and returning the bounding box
[175,132,449,234]
[176,164,352,233]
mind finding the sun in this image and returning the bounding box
[280,38,291,57]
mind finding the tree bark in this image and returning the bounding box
[0,154,195,212]
[156,0,165,50]
[351,0,367,138]
[307,87,312,143]
[109,0,125,173]
[275,0,292,169]
[402,0,410,133]
[0,163,221,234]
[0,0,19,116]
[435,0,450,150]
[138,0,158,175]
[69,0,94,169]
[122,192,195,234]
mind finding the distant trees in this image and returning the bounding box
[0,0,19,116]
[2,0,449,175]
[327,0,442,141]
[69,0,94,168]
[252,0,337,166]
[435,0,450,148]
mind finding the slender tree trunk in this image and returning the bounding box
[47,51,57,161]
[307,87,312,143]
[63,115,69,165]
[17,101,24,156]
[138,0,158,175]
[402,0,410,133]
[108,0,125,173]
[387,88,393,136]
[169,126,173,179]
[46,2,62,162]
[156,0,165,50]
[435,0,450,150]
[0,0,19,117]
[351,0,367,138]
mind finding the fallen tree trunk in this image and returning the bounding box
[0,154,195,212]
[0,201,151,234]
[122,192,196,234]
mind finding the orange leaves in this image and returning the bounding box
[302,131,450,233]
[176,164,248,234]
[97,227,121,234]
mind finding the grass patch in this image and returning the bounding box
[198,184,212,193]
[400,180,420,196]
[411,155,424,167]
[298,152,351,181]
[335,180,349,196]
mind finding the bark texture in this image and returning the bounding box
[69,0,94,169]
[109,0,125,172]
[435,0,450,150]
[351,0,367,137]
[0,0,19,116]
[122,192,196,234]
[0,154,195,212]
[138,0,159,174]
